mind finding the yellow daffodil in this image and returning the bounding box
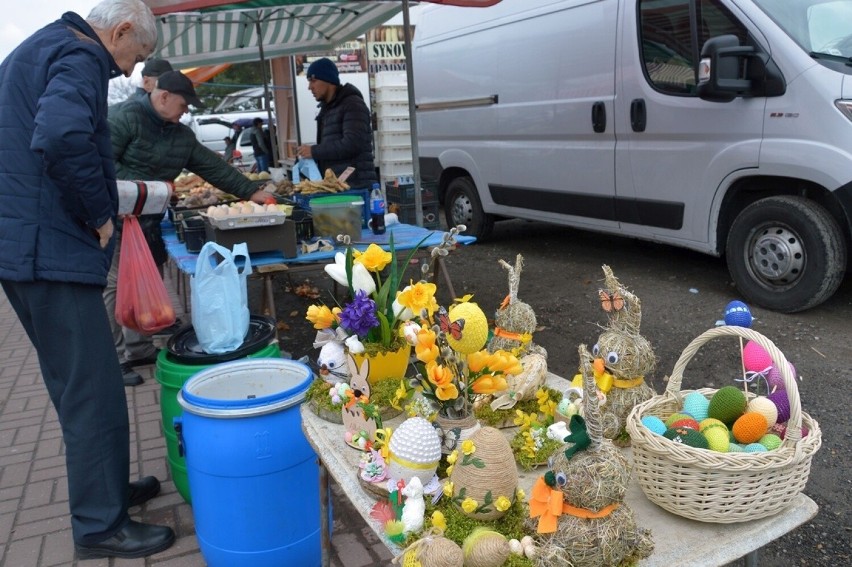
[354,243,392,272]
[466,350,490,373]
[443,481,454,498]
[446,450,458,465]
[446,464,454,476]
[431,510,447,532]
[461,498,478,514]
[415,326,439,364]
[396,281,438,317]
[471,374,509,395]
[516,488,526,501]
[305,304,339,329]
[426,363,459,401]
[494,496,512,512]
[390,380,408,410]
[539,399,557,418]
[535,388,550,407]
[324,252,376,295]
[513,409,529,428]
[461,439,476,455]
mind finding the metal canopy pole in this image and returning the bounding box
[401,0,423,226]
[255,17,279,168]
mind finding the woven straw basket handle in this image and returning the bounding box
[665,326,804,450]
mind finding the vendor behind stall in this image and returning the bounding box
[104,70,269,386]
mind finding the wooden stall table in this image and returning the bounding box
[163,221,476,316]
[300,373,818,567]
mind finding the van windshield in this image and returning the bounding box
[754,0,852,58]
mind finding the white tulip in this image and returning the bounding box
[324,253,376,296]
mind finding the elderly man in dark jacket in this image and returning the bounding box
[105,70,270,385]
[0,0,176,559]
[297,57,378,189]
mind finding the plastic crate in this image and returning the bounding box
[375,71,407,88]
[375,86,409,104]
[385,181,439,205]
[391,200,442,229]
[290,208,314,241]
[378,146,412,162]
[379,160,413,178]
[377,116,410,133]
[291,188,369,228]
[376,101,409,119]
[377,131,412,148]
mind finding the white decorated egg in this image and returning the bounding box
[387,417,442,485]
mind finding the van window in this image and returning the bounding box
[639,0,748,95]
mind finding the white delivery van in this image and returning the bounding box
[413,0,852,312]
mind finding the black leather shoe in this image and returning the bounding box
[128,476,161,508]
[120,362,143,386]
[75,520,175,559]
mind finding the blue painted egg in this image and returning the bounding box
[724,300,753,328]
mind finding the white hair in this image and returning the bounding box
[87,0,158,49]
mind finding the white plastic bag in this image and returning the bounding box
[190,242,252,353]
[291,157,322,183]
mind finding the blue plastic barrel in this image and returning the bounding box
[177,359,320,567]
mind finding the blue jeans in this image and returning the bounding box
[255,154,270,173]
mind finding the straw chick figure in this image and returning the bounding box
[528,345,653,567]
[588,265,657,444]
[487,255,549,411]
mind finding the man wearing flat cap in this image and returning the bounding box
[297,57,377,189]
[135,57,172,99]
[104,71,270,386]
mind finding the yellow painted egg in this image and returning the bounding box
[446,301,488,354]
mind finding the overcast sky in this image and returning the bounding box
[1,1,102,62]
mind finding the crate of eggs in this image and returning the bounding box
[625,326,822,524]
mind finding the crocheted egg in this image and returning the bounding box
[766,390,791,424]
[449,426,518,521]
[670,418,701,431]
[698,418,728,434]
[703,427,730,452]
[732,412,768,444]
[387,417,442,486]
[707,386,747,425]
[446,301,489,354]
[766,362,795,393]
[747,396,778,428]
[728,442,745,453]
[664,427,709,449]
[641,415,667,435]
[758,433,782,451]
[744,443,768,453]
[724,300,753,327]
[664,412,693,428]
[682,392,710,422]
[743,341,773,372]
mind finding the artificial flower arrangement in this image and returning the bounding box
[509,388,567,470]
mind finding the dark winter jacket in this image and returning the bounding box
[312,83,378,189]
[108,96,261,263]
[0,12,122,285]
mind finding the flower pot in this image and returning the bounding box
[352,343,412,386]
[435,412,481,454]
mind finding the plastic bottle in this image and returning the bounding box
[369,183,386,235]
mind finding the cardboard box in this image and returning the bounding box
[203,218,297,258]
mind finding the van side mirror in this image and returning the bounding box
[697,34,785,102]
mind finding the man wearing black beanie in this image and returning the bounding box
[296,57,377,189]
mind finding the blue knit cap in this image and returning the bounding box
[307,57,340,86]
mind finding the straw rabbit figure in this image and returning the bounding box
[592,265,657,444]
[528,345,653,567]
[341,354,378,442]
[488,255,549,411]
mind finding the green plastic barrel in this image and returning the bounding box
[155,341,281,503]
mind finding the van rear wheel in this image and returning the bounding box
[725,196,846,313]
[445,176,494,240]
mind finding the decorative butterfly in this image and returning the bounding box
[599,290,625,312]
[436,306,465,340]
[441,426,461,452]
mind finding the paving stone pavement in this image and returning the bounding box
[0,270,394,567]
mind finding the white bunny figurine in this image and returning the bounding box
[314,328,351,384]
[400,476,425,534]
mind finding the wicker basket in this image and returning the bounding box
[625,326,822,523]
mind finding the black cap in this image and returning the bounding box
[156,71,205,108]
[141,58,173,77]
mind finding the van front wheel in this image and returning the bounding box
[726,196,846,313]
[445,176,494,240]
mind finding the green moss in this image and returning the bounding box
[305,378,342,412]
[370,377,403,408]
[474,386,562,427]
[509,431,562,471]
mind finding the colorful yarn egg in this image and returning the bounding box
[732,412,768,444]
[641,415,667,435]
[766,362,795,393]
[670,418,701,431]
[682,392,710,422]
[744,443,768,453]
[387,417,442,486]
[758,433,782,451]
[664,412,693,428]
[446,301,489,354]
[742,341,773,372]
[703,427,730,452]
[707,386,747,425]
[698,418,727,434]
[664,427,709,449]
[724,300,753,327]
[766,390,791,423]
[747,396,778,428]
[728,442,745,453]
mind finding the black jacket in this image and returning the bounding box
[312,83,377,189]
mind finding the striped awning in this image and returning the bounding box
[152,2,403,66]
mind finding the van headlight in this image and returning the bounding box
[836,100,852,121]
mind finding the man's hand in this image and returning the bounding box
[96,218,114,249]
[296,145,313,159]
[249,189,272,204]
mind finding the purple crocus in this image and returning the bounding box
[339,290,379,337]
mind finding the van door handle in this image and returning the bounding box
[630,99,646,132]
[592,101,606,133]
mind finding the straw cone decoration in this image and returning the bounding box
[528,345,653,567]
[449,427,518,521]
